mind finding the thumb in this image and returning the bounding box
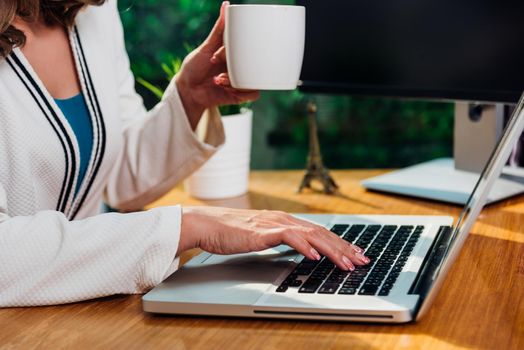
[203,1,229,51]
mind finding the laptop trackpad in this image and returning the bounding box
[159,246,298,305]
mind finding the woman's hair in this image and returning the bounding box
[0,0,106,58]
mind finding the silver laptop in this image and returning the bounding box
[143,93,524,323]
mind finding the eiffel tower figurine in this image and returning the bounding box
[298,100,339,194]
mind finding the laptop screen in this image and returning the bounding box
[417,93,524,320]
[449,96,524,264]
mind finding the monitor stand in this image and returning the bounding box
[361,103,524,205]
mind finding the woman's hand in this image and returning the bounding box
[175,1,260,130]
[178,207,371,271]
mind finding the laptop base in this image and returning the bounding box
[143,215,453,324]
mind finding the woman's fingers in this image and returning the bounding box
[268,212,371,271]
[211,46,227,64]
[213,73,260,103]
[296,224,370,270]
[203,1,229,52]
[230,90,261,104]
[306,232,359,271]
[278,225,370,271]
[289,216,367,258]
[213,73,231,86]
[282,231,322,261]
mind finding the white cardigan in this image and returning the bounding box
[0,1,225,307]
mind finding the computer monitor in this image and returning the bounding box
[297,0,524,104]
[296,0,524,204]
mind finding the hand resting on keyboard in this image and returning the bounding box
[178,207,371,271]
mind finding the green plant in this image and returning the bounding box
[136,56,183,100]
[119,0,221,81]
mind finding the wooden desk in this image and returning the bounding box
[1,170,523,349]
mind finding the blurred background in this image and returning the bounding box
[118,0,454,170]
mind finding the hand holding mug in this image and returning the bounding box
[175,1,260,129]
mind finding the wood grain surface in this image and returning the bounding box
[1,170,522,350]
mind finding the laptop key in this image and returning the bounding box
[378,289,390,296]
[318,283,340,294]
[290,279,302,287]
[339,287,357,295]
[299,277,323,293]
[299,284,320,293]
[295,268,313,275]
[382,282,394,289]
[359,285,379,295]
[348,224,366,234]
[330,224,349,236]
[343,282,361,289]
[276,285,288,293]
[327,276,346,283]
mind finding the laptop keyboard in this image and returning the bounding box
[276,224,424,296]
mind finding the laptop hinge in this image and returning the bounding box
[409,225,453,299]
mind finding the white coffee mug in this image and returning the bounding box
[225,5,306,90]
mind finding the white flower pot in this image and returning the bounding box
[185,108,253,200]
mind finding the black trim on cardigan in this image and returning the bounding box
[68,32,101,217]
[71,28,107,219]
[7,54,76,213]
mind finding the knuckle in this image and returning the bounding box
[345,241,355,250]
[269,210,289,221]
[304,227,318,238]
[300,227,315,240]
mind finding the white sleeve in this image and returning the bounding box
[0,184,182,307]
[104,1,225,211]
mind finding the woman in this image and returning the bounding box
[0,0,369,307]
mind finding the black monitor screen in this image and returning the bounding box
[297,0,524,103]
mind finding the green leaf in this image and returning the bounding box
[161,63,174,79]
[183,42,194,54]
[136,77,164,100]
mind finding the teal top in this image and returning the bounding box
[55,93,94,196]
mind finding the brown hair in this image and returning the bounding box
[0,0,106,58]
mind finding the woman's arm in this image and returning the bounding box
[102,1,226,211]
[0,196,366,308]
[0,185,182,307]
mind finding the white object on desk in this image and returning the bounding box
[185,109,253,200]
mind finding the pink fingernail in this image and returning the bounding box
[310,248,321,261]
[342,256,355,271]
[210,56,218,64]
[356,253,370,264]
